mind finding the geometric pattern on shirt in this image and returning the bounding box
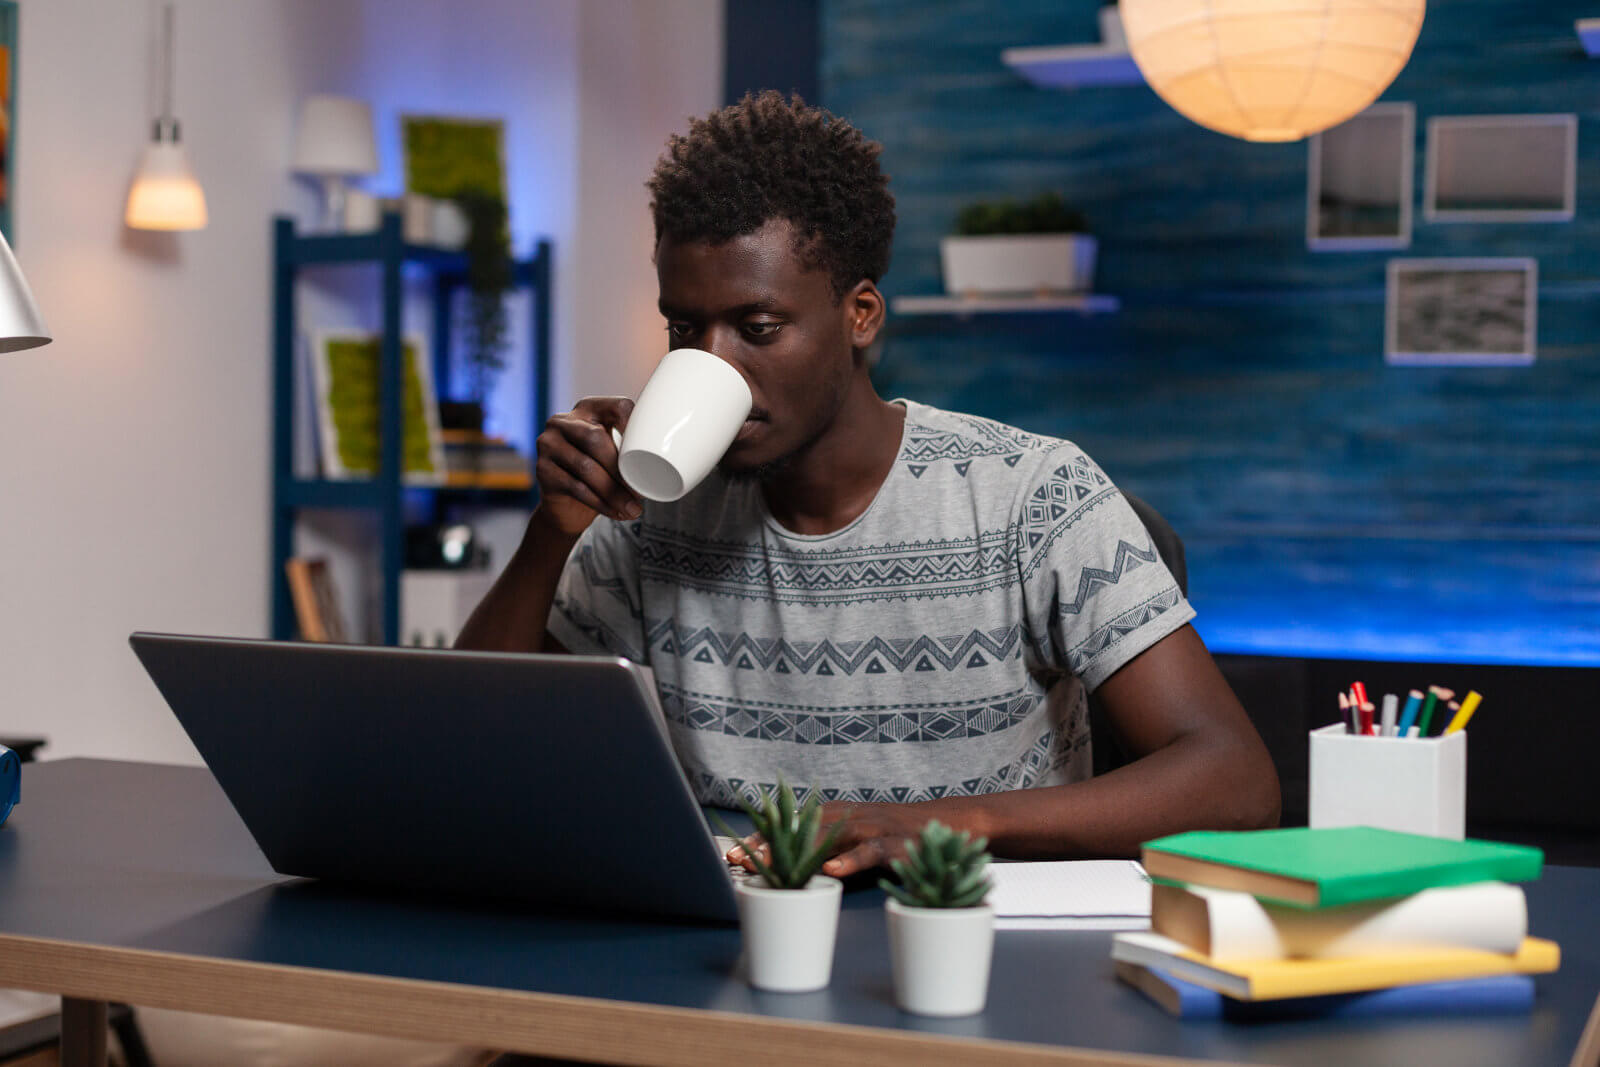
[551,597,644,663]
[1019,458,1115,574]
[898,413,1057,477]
[643,620,1023,675]
[636,527,1019,603]
[693,728,1077,807]
[658,683,1039,744]
[568,536,643,616]
[1065,586,1186,677]
[1056,538,1160,616]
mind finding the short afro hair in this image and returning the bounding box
[647,91,895,299]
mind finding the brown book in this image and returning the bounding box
[284,557,347,643]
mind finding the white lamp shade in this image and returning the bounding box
[126,141,209,230]
[0,229,50,352]
[292,95,379,176]
[1121,0,1426,142]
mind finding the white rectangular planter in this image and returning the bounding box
[939,234,1097,296]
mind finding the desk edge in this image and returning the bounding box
[0,932,1224,1067]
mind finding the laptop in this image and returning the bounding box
[129,632,741,922]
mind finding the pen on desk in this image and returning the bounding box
[1338,691,1353,734]
[1352,681,1369,709]
[1395,689,1424,737]
[1380,693,1399,737]
[1359,701,1376,736]
[1445,690,1482,734]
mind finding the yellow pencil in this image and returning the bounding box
[1445,690,1482,734]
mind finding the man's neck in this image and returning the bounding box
[760,383,905,536]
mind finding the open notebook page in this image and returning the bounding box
[989,859,1153,931]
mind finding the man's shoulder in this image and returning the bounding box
[898,400,1090,481]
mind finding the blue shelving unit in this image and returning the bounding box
[271,212,553,645]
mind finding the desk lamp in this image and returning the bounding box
[291,95,379,231]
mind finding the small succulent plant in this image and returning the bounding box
[715,776,845,890]
[880,820,994,909]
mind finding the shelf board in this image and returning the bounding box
[891,292,1120,317]
[1001,43,1143,88]
[1578,18,1600,55]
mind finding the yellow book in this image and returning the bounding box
[1110,932,1559,1001]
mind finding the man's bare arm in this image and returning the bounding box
[455,397,639,653]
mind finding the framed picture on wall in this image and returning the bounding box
[0,0,18,242]
[1385,258,1537,367]
[1424,114,1576,222]
[308,330,448,482]
[1306,102,1414,251]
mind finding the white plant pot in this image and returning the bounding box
[939,234,1098,296]
[734,875,843,992]
[885,898,996,1016]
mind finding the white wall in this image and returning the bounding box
[0,0,721,764]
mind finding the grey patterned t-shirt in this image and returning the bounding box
[548,400,1194,807]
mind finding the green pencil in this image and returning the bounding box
[1417,686,1453,736]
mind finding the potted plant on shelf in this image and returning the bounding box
[880,820,996,1016]
[940,191,1097,296]
[715,777,846,993]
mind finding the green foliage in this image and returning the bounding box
[954,192,1088,236]
[880,820,993,909]
[456,192,512,405]
[714,776,845,890]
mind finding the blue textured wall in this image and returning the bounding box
[822,0,1600,665]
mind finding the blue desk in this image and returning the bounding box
[0,759,1596,1067]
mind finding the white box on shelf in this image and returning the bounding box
[1308,724,1465,840]
[400,570,496,648]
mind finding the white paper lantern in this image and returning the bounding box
[1121,0,1426,142]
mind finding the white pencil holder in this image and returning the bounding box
[1308,724,1466,840]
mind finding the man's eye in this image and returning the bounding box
[666,322,695,340]
[743,321,783,338]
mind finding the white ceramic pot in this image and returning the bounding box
[885,898,996,1016]
[939,233,1098,295]
[734,875,843,992]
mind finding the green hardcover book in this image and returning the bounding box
[1142,827,1542,909]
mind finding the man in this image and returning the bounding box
[457,92,1279,877]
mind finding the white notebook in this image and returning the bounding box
[989,859,1152,931]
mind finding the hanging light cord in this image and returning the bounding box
[155,3,179,143]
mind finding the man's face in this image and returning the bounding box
[655,218,857,477]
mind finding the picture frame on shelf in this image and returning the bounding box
[1385,258,1537,367]
[1424,114,1576,223]
[307,329,447,482]
[1307,102,1414,251]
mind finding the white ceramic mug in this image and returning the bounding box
[613,348,752,502]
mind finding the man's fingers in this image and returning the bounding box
[539,420,641,519]
[821,839,884,879]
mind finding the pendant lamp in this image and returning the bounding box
[125,4,207,230]
[1120,0,1426,142]
[0,230,49,352]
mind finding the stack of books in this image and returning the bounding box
[441,429,533,490]
[1112,826,1558,1020]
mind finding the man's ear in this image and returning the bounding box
[846,280,886,350]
